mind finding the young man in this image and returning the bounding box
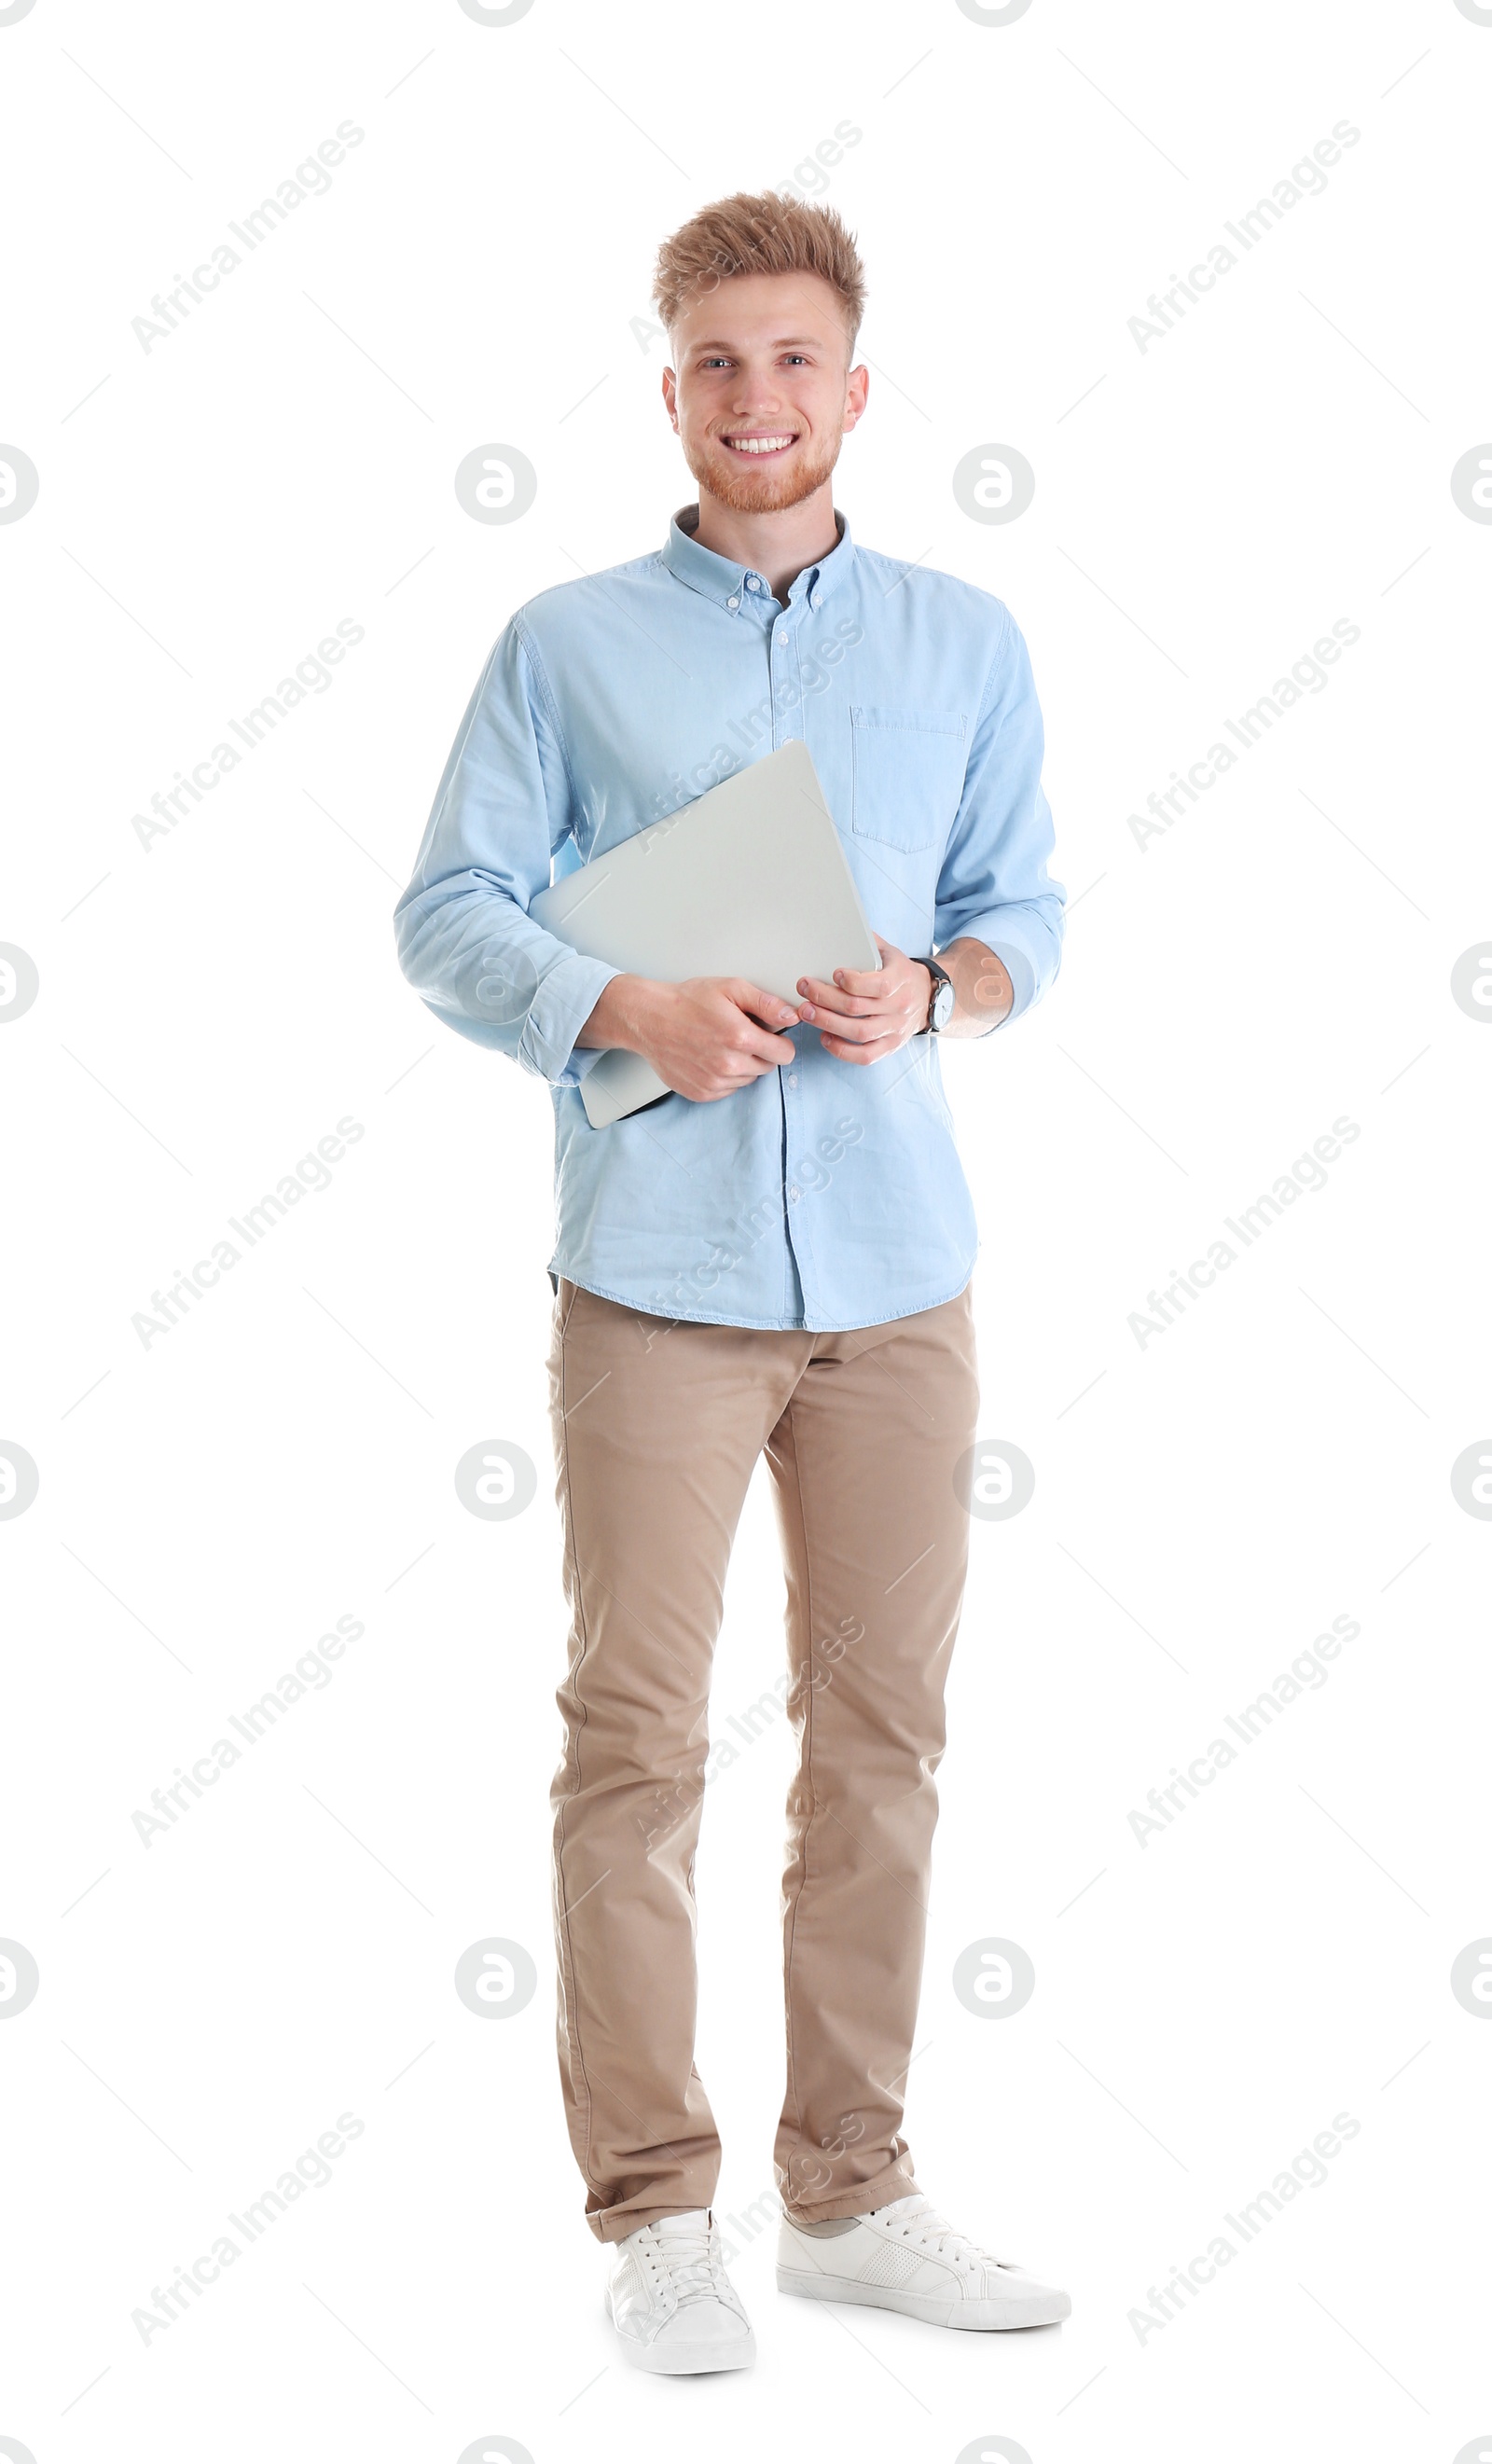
[394,193,1069,2374]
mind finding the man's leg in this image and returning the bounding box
[546,1280,806,2243]
[765,1284,979,2222]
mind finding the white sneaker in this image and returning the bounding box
[606,2208,757,2374]
[778,2192,1071,2331]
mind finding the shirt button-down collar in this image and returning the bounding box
[662,504,856,615]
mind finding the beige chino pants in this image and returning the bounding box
[546,1274,979,2244]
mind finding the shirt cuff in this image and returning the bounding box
[985,937,1036,1025]
[946,918,1040,1028]
[519,953,623,1087]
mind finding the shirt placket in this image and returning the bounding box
[766,573,816,1320]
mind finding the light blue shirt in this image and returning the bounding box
[394,505,1064,1331]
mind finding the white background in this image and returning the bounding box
[3,1,1490,2458]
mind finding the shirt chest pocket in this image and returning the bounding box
[849,705,968,853]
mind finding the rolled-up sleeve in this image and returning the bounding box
[393,617,619,1087]
[934,608,1065,1025]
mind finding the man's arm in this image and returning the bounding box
[930,606,1065,1022]
[794,608,1060,1062]
[393,620,622,1088]
[399,621,808,1102]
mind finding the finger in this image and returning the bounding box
[806,1006,895,1044]
[795,973,850,1010]
[826,944,899,995]
[829,966,894,1000]
[818,1027,901,1063]
[734,1024,799,1068]
[856,935,895,983]
[727,979,802,1031]
[795,978,879,1019]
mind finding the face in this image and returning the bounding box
[662,270,868,515]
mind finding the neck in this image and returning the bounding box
[689,481,839,604]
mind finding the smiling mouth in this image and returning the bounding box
[721,431,800,457]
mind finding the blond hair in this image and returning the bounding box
[652,190,866,355]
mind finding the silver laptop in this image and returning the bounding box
[531,739,879,1127]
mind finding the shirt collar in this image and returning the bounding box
[662,502,856,615]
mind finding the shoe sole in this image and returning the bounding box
[615,2329,757,2374]
[777,2265,1070,2332]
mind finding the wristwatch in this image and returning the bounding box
[922,955,956,1034]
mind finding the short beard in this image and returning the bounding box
[683,423,842,516]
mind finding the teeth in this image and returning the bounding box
[728,435,794,453]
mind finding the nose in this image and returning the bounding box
[727,375,787,417]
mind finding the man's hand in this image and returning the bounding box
[797,934,1014,1054]
[794,935,933,1064]
[577,974,800,1103]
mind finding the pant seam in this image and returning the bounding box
[551,1281,603,2209]
[780,1390,821,2187]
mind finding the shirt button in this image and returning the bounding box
[788,1186,800,1203]
[787,1072,798,1087]
[726,594,739,610]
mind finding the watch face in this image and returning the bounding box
[931,979,956,1031]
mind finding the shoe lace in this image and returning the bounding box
[890,2202,1008,2275]
[642,2222,725,2305]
